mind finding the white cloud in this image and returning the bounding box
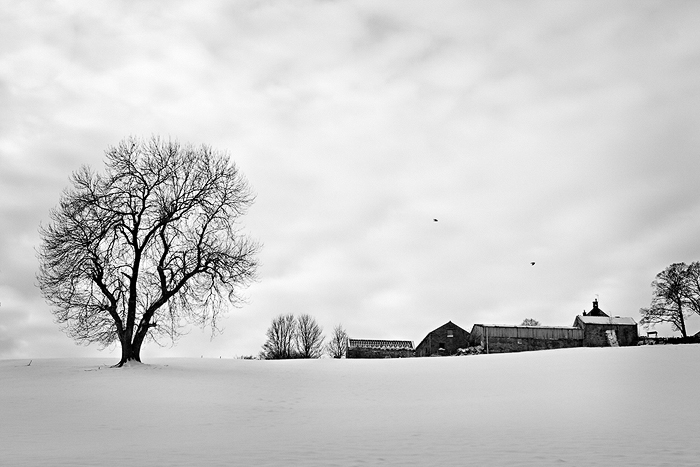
[2,0,700,359]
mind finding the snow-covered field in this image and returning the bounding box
[2,345,699,467]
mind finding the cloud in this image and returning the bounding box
[2,0,700,359]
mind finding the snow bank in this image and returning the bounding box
[1,345,699,466]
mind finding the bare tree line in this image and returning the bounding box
[260,314,347,359]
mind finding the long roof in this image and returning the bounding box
[348,339,414,350]
[575,316,637,326]
[472,324,580,330]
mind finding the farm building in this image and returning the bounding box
[469,324,584,354]
[415,321,470,356]
[346,339,414,358]
[573,315,638,346]
[574,299,639,346]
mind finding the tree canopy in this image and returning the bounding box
[639,262,700,338]
[260,314,297,360]
[326,323,348,358]
[37,137,259,366]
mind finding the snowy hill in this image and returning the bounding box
[2,345,699,466]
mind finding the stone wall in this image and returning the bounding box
[582,324,638,347]
[481,336,583,354]
[346,347,414,358]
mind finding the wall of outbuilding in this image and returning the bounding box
[469,325,584,354]
[480,336,583,353]
[580,323,638,346]
[346,347,414,358]
[415,322,470,356]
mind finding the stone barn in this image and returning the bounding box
[468,324,584,354]
[573,315,638,346]
[346,339,414,358]
[415,321,470,356]
[573,299,639,346]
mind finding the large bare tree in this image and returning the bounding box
[639,263,692,337]
[37,137,259,366]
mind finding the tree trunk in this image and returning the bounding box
[115,332,142,367]
[114,305,158,367]
[117,246,142,368]
[674,298,688,338]
[678,310,688,338]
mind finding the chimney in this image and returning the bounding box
[593,299,599,310]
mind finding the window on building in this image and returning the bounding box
[447,329,454,338]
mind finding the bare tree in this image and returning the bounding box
[520,318,541,326]
[295,313,324,358]
[326,323,348,358]
[260,314,297,359]
[640,263,692,337]
[683,261,700,318]
[37,136,259,366]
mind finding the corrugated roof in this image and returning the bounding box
[474,324,580,330]
[348,339,414,350]
[576,316,637,326]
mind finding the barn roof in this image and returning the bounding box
[473,324,579,329]
[348,339,414,350]
[429,321,468,334]
[575,315,637,326]
[415,321,469,351]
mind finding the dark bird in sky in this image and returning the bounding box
[531,262,536,266]
[433,218,438,222]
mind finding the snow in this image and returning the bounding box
[1,345,699,466]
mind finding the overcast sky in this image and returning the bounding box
[2,0,700,359]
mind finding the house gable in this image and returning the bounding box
[415,321,470,357]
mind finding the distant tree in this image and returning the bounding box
[260,314,297,359]
[640,263,692,337]
[326,324,348,358]
[520,318,541,326]
[37,136,259,367]
[295,314,324,358]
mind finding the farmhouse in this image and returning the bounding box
[573,315,638,346]
[469,324,583,354]
[464,300,639,353]
[573,299,639,346]
[346,339,414,358]
[415,321,470,356]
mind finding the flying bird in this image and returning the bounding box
[433,218,438,222]
[531,262,536,266]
